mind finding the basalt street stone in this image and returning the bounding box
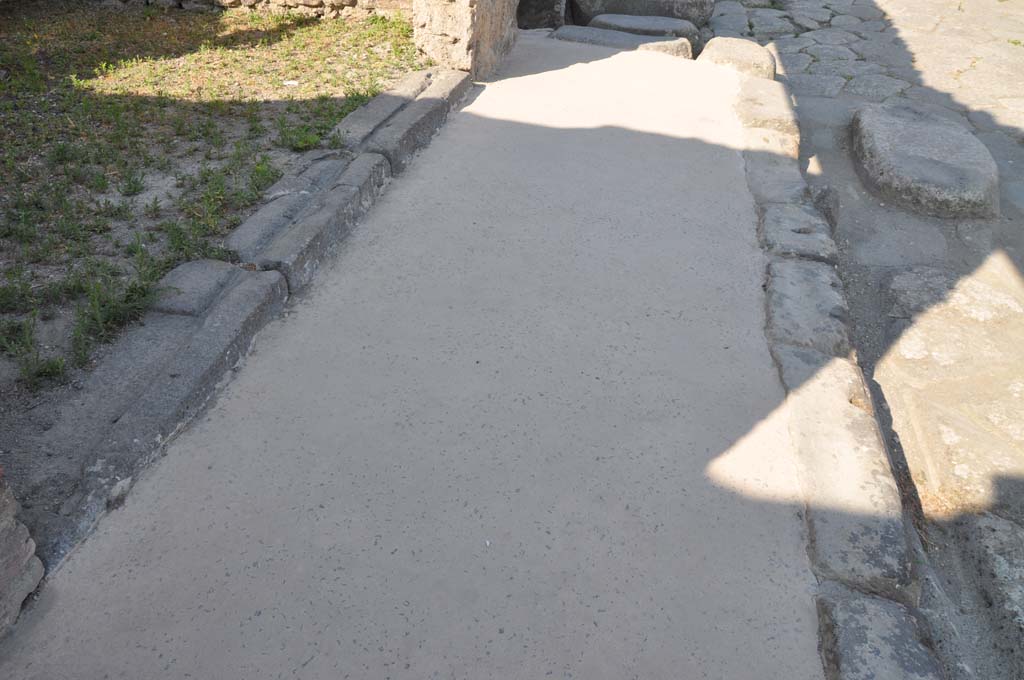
[0,478,43,637]
[552,25,674,49]
[851,101,1000,218]
[760,203,837,263]
[817,583,944,680]
[766,259,850,356]
[775,346,911,596]
[570,0,715,26]
[957,512,1024,678]
[734,76,798,135]
[637,37,694,58]
[698,37,777,79]
[590,13,700,42]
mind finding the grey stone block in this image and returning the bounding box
[783,73,847,97]
[804,43,858,61]
[766,259,850,356]
[256,153,391,291]
[332,70,435,151]
[569,0,715,27]
[770,35,815,53]
[749,14,796,40]
[760,203,837,263]
[817,583,943,680]
[735,76,798,135]
[712,0,746,15]
[152,260,237,317]
[743,150,808,204]
[552,24,674,49]
[957,512,1024,677]
[709,13,751,37]
[777,51,812,74]
[807,59,885,78]
[18,267,287,568]
[365,70,471,174]
[851,101,1000,218]
[775,346,911,596]
[590,13,700,40]
[0,480,43,637]
[226,158,351,261]
[698,37,777,79]
[637,37,694,58]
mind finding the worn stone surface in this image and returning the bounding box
[767,259,850,356]
[956,512,1024,678]
[734,76,797,135]
[761,203,837,262]
[851,101,1000,218]
[258,154,392,290]
[843,73,910,102]
[744,150,808,204]
[775,346,910,596]
[570,0,715,26]
[697,36,776,79]
[817,583,944,680]
[590,13,699,42]
[552,24,674,49]
[413,0,517,77]
[709,12,751,37]
[366,70,471,173]
[332,69,434,150]
[637,37,694,58]
[0,478,43,637]
[784,73,846,97]
[152,260,238,317]
[876,254,1024,523]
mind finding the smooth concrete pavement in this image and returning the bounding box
[0,33,824,679]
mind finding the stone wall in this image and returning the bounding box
[101,0,412,19]
[0,475,43,638]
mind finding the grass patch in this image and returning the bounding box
[0,1,424,387]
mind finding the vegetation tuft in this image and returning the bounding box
[0,1,424,388]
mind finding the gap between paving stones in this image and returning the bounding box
[0,66,471,635]
[719,35,946,679]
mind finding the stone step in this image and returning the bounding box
[552,25,675,49]
[570,0,715,28]
[589,13,700,42]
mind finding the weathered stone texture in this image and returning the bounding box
[570,0,714,27]
[103,0,411,18]
[414,0,517,77]
[698,37,777,79]
[851,101,1000,218]
[876,253,1024,523]
[0,478,43,637]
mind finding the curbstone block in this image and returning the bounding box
[0,479,43,637]
[365,70,471,174]
[32,269,288,569]
[956,512,1024,677]
[766,258,850,356]
[817,582,944,680]
[152,260,238,317]
[775,345,912,597]
[226,157,351,261]
[743,150,808,204]
[332,69,436,151]
[734,76,798,135]
[698,37,777,79]
[760,203,838,263]
[256,153,392,291]
[637,37,694,58]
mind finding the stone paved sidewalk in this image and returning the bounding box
[0,34,828,679]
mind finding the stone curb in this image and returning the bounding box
[724,35,945,679]
[1,68,472,636]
